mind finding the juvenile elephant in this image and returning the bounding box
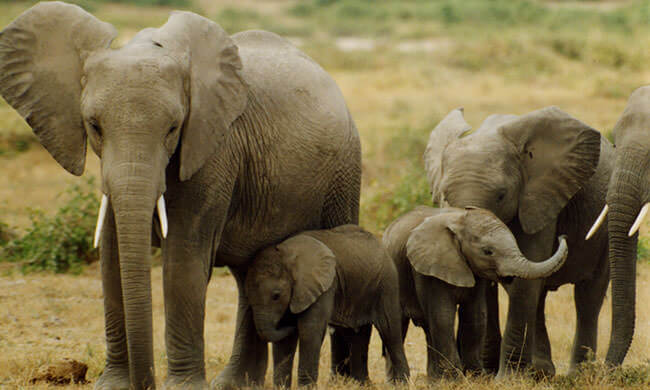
[587,85,650,365]
[425,107,613,377]
[0,3,360,389]
[383,206,568,378]
[245,225,410,387]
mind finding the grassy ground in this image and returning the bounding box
[1,0,649,388]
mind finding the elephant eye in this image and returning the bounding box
[482,248,494,256]
[497,192,506,202]
[271,292,281,301]
[168,125,177,136]
[89,121,102,137]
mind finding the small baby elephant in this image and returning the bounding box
[245,225,410,387]
[383,206,567,377]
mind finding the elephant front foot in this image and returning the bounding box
[164,375,208,390]
[95,365,130,390]
[210,366,258,390]
[531,360,555,380]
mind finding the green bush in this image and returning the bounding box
[1,178,100,274]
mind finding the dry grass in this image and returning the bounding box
[0,262,648,388]
[1,0,649,388]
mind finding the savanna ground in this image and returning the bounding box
[0,0,649,388]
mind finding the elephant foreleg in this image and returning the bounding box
[532,289,554,378]
[212,266,268,389]
[458,280,487,375]
[96,204,131,390]
[330,327,352,378]
[273,332,298,388]
[571,267,608,371]
[481,282,501,374]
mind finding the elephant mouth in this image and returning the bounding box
[498,276,514,285]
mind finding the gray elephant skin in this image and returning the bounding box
[383,206,568,377]
[587,85,650,365]
[425,107,614,377]
[245,225,409,387]
[0,2,361,389]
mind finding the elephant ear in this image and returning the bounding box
[498,106,601,234]
[152,11,248,181]
[0,2,116,175]
[278,235,337,314]
[406,213,475,288]
[424,108,472,204]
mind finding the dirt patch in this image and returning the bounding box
[30,359,88,385]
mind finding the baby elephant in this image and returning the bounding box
[245,225,410,387]
[383,206,567,377]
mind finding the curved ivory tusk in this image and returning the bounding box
[157,195,168,239]
[585,204,608,240]
[628,202,650,237]
[93,194,109,248]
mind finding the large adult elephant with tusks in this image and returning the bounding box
[0,2,361,389]
[587,85,650,366]
[425,107,614,377]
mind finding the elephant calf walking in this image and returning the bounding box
[383,206,568,378]
[245,225,410,387]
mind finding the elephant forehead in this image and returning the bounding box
[84,47,185,91]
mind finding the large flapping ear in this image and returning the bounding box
[424,108,472,204]
[0,2,116,175]
[406,213,475,288]
[498,106,601,234]
[278,235,337,314]
[152,11,248,181]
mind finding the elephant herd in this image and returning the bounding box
[0,2,647,390]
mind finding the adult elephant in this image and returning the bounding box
[587,85,650,365]
[424,107,613,377]
[0,3,361,389]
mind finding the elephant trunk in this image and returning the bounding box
[605,150,642,365]
[252,311,295,343]
[497,235,568,279]
[110,168,157,389]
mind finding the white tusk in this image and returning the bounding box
[157,195,168,239]
[585,204,608,240]
[94,194,109,248]
[628,202,650,237]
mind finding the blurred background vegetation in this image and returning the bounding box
[0,0,649,272]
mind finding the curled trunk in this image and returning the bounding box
[252,311,295,343]
[497,235,568,279]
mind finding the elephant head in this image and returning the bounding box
[245,235,336,342]
[586,85,650,364]
[425,107,601,235]
[0,3,247,387]
[406,208,568,287]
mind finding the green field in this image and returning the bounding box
[0,0,649,388]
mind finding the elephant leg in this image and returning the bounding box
[162,236,212,388]
[330,327,352,378]
[374,290,409,383]
[498,223,554,378]
[96,205,130,390]
[272,332,298,388]
[296,293,332,387]
[426,299,462,378]
[532,289,555,378]
[458,281,487,375]
[349,325,371,383]
[498,278,543,377]
[571,269,608,371]
[481,282,501,374]
[212,266,268,389]
[384,317,410,381]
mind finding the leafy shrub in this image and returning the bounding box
[1,178,100,274]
